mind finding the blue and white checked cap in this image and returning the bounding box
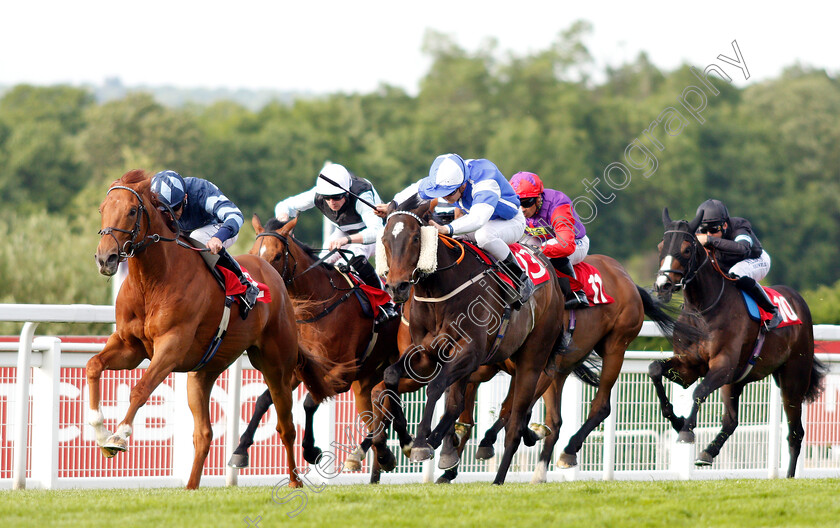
[419,154,467,198]
[151,170,186,207]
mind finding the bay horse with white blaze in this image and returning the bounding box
[89,170,338,489]
[370,198,565,485]
[651,207,825,476]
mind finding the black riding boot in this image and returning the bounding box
[498,253,534,310]
[216,249,260,319]
[349,255,398,328]
[550,257,589,309]
[736,276,782,332]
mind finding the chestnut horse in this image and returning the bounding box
[436,255,684,484]
[229,215,401,483]
[650,207,825,476]
[370,199,565,485]
[89,170,337,489]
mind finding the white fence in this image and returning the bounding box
[1,303,839,490]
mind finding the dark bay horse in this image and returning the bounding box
[436,255,684,483]
[370,199,565,485]
[90,170,338,489]
[650,207,825,476]
[231,215,401,482]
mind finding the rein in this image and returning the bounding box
[99,185,185,260]
[660,228,729,315]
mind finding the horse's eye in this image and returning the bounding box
[129,207,137,216]
[413,235,421,243]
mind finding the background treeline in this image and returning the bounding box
[1,23,839,333]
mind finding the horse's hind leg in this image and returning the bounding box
[534,376,565,482]
[697,383,742,467]
[302,393,323,464]
[776,367,810,478]
[185,370,220,489]
[228,388,273,468]
[561,342,626,467]
[85,337,145,456]
[475,377,516,460]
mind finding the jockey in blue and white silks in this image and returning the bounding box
[417,153,534,307]
[151,170,259,312]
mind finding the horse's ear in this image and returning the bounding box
[385,200,397,216]
[662,207,672,227]
[411,199,432,220]
[252,214,264,235]
[281,217,298,234]
[688,210,704,234]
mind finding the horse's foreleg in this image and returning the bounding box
[536,376,565,480]
[679,361,733,443]
[185,371,218,490]
[85,338,145,456]
[228,388,273,468]
[697,384,742,467]
[100,347,175,456]
[493,366,542,485]
[437,381,479,483]
[475,378,517,460]
[648,359,686,433]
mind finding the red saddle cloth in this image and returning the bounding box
[218,266,272,304]
[555,261,614,306]
[354,280,393,314]
[460,241,552,288]
[759,287,802,328]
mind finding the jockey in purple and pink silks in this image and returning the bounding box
[509,171,590,308]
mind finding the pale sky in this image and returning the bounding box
[0,0,837,94]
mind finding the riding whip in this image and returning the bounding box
[317,173,378,209]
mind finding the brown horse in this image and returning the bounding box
[369,198,565,485]
[89,170,338,489]
[230,215,401,483]
[435,255,684,484]
[650,207,826,476]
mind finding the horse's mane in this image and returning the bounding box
[265,217,323,263]
[113,169,151,187]
[396,193,429,212]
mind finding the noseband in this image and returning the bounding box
[99,185,179,261]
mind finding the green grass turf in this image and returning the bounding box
[1,479,839,528]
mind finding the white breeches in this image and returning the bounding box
[468,210,527,261]
[190,224,237,249]
[728,250,771,281]
[569,236,590,265]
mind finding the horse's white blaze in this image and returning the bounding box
[392,221,404,238]
[259,245,267,257]
[655,256,674,288]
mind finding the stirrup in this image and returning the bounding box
[763,310,783,332]
[565,290,589,309]
[374,304,398,327]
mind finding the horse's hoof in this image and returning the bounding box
[410,446,434,462]
[438,451,460,470]
[378,448,397,472]
[695,451,714,467]
[343,457,362,472]
[401,438,414,458]
[303,446,323,465]
[677,430,695,444]
[529,423,552,440]
[435,475,452,484]
[556,452,577,469]
[474,445,495,460]
[99,446,118,459]
[227,453,250,468]
[103,435,128,453]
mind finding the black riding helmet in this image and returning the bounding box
[696,199,730,234]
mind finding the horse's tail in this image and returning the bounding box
[636,285,705,348]
[294,340,343,404]
[804,355,828,403]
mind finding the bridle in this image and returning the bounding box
[385,210,465,284]
[658,226,728,315]
[98,185,181,261]
[255,231,297,284]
